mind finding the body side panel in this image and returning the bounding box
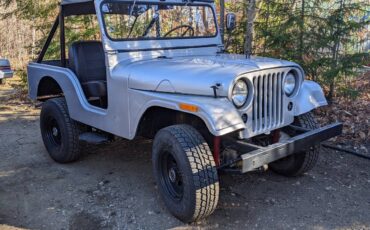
[27,63,131,138]
[27,63,246,139]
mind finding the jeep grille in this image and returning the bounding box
[252,71,285,133]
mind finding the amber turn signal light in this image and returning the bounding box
[179,103,199,112]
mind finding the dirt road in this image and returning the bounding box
[0,79,369,230]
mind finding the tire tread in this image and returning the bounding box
[161,125,219,222]
[41,98,81,163]
[293,112,320,175]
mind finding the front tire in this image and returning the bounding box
[152,125,219,223]
[270,112,320,177]
[40,98,82,163]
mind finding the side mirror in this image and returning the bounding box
[226,13,236,31]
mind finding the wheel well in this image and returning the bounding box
[37,76,63,100]
[137,107,213,142]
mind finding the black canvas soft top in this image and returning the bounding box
[61,0,214,4]
[61,0,95,16]
[60,0,215,16]
[61,0,93,5]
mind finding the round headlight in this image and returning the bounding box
[284,73,297,96]
[232,80,248,108]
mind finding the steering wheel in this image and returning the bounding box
[163,25,195,38]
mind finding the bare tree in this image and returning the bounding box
[299,0,305,61]
[219,0,225,43]
[245,0,256,58]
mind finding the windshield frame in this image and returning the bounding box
[100,0,219,42]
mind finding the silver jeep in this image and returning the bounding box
[27,0,342,222]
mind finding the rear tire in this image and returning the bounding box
[152,125,219,222]
[40,98,82,163]
[270,112,320,177]
[0,79,3,84]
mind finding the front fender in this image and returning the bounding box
[294,80,328,116]
[129,89,246,137]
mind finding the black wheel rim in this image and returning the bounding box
[159,151,184,201]
[45,116,62,147]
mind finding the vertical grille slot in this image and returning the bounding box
[252,72,284,133]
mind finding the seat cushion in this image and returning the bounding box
[68,41,107,99]
[82,81,107,98]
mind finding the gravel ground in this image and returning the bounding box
[0,79,369,230]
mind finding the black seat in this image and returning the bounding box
[69,41,107,106]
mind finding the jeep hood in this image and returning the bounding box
[123,54,300,97]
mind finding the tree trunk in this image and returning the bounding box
[328,0,344,102]
[327,81,335,102]
[299,0,305,61]
[263,0,270,55]
[245,0,256,58]
[219,0,225,44]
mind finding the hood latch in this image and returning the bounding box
[211,83,222,98]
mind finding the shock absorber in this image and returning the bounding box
[213,136,221,167]
[272,130,281,144]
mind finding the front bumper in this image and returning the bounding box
[223,122,343,173]
[0,70,14,79]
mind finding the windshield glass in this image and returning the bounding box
[101,2,217,40]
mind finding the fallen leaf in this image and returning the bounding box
[359,131,366,140]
